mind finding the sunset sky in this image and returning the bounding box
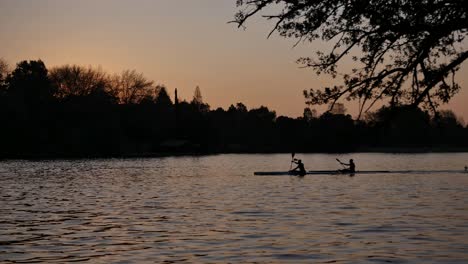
[1,0,467,120]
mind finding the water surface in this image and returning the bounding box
[1,153,468,263]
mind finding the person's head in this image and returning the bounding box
[298,159,302,164]
[350,159,354,163]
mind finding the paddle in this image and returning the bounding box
[289,152,295,170]
[336,158,346,169]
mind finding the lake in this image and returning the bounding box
[1,153,468,263]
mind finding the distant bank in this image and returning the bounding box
[2,147,468,160]
[1,61,467,161]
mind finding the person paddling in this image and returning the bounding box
[338,159,355,173]
[290,159,306,176]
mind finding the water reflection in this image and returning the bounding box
[1,153,468,263]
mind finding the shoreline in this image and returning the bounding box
[2,147,468,161]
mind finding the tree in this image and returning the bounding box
[364,105,432,146]
[329,102,347,115]
[0,58,8,80]
[49,65,110,99]
[192,85,203,105]
[235,102,248,113]
[249,106,276,123]
[233,0,467,116]
[434,109,464,127]
[0,58,9,93]
[111,69,154,104]
[6,60,55,108]
[302,107,315,122]
[154,85,173,108]
[190,86,210,112]
[303,107,319,122]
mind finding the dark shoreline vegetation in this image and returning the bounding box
[1,60,468,159]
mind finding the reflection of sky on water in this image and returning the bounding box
[1,153,468,263]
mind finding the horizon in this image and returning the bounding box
[1,0,468,119]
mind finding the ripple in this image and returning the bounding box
[1,154,468,263]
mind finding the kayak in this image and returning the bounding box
[254,170,467,176]
[254,170,359,176]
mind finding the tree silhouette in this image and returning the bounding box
[191,86,210,112]
[233,0,467,116]
[234,102,248,113]
[0,58,8,83]
[6,60,56,109]
[154,85,173,108]
[366,105,432,147]
[111,69,154,104]
[303,107,317,121]
[329,102,347,115]
[2,60,57,156]
[192,86,203,105]
[0,58,8,94]
[49,65,110,99]
[436,110,464,128]
[1,58,467,158]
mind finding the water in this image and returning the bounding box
[1,153,468,263]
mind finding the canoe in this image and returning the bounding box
[254,170,467,176]
[254,170,358,176]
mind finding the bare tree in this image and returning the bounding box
[0,58,9,91]
[111,70,154,104]
[49,65,111,99]
[0,58,8,78]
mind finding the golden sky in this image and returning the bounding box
[1,0,467,120]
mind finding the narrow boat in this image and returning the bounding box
[254,170,378,176]
[254,170,467,176]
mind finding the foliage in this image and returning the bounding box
[233,0,468,116]
[0,59,467,158]
[6,60,56,108]
[154,85,173,107]
[329,102,347,115]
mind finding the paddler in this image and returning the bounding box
[290,159,306,176]
[338,159,355,173]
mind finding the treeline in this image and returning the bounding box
[0,59,467,158]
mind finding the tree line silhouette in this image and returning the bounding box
[0,59,467,159]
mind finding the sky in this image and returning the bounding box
[1,0,467,120]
